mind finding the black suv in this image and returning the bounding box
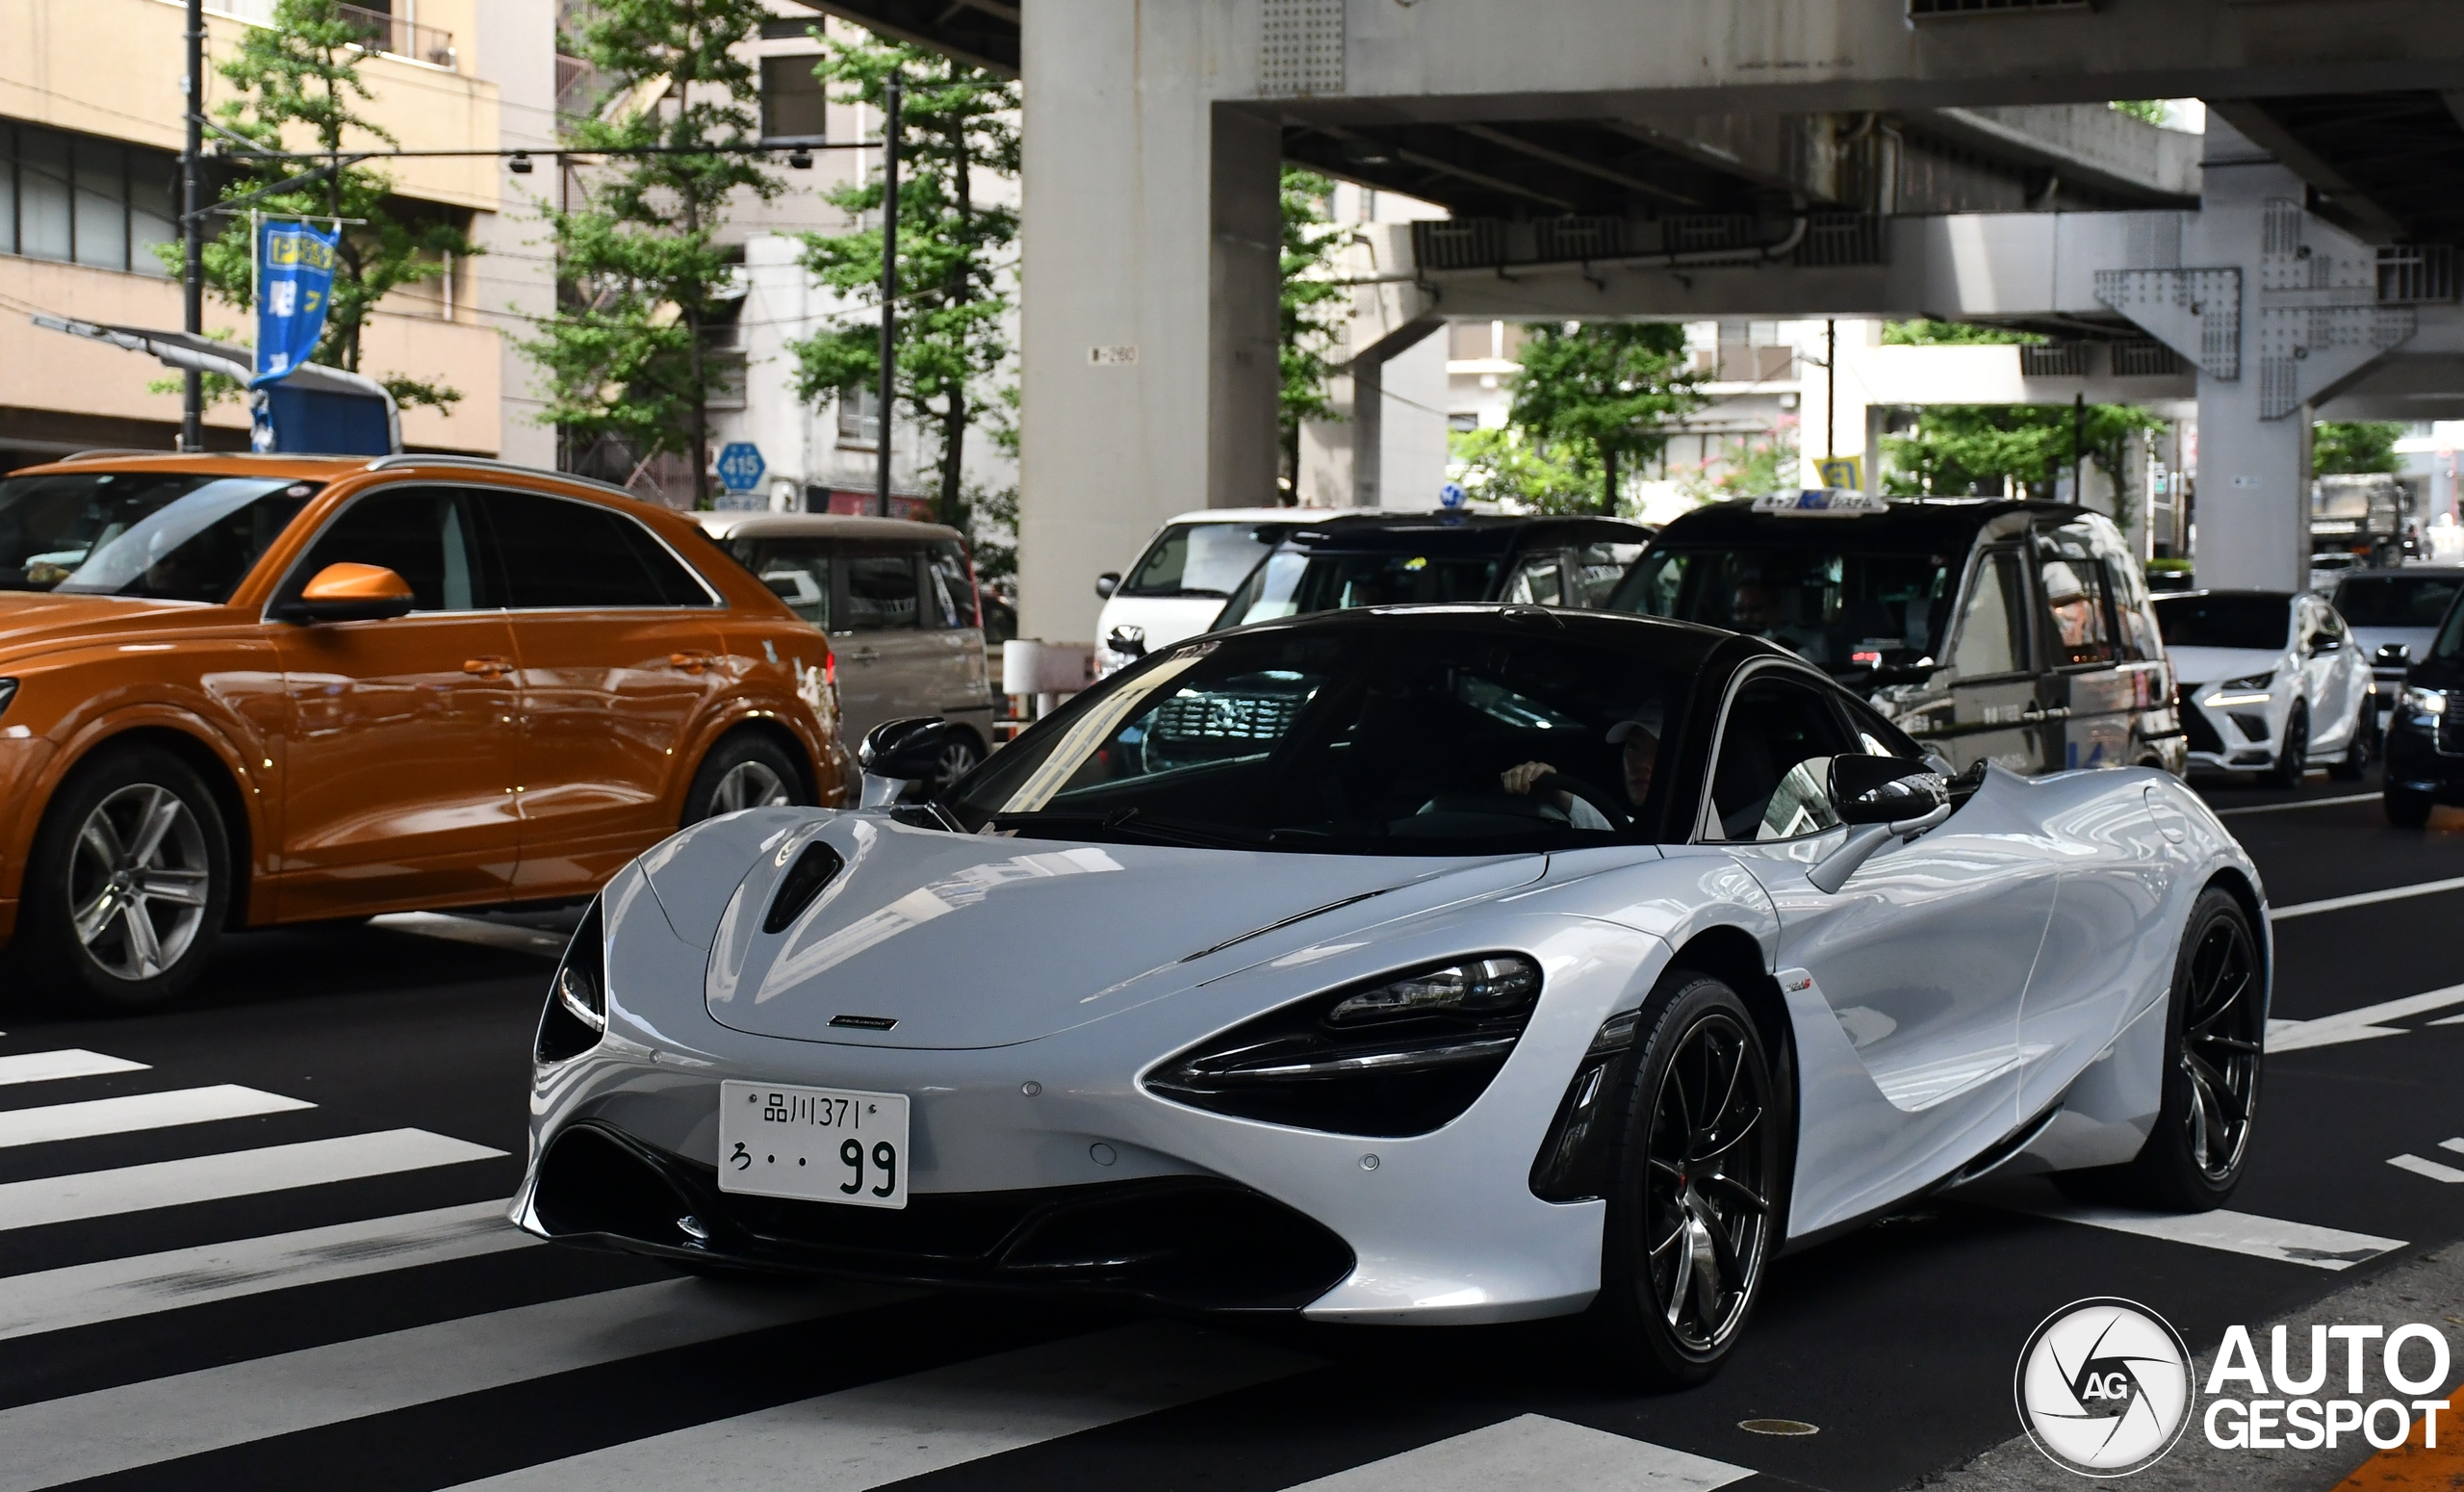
[1607,495,2184,777]
[2384,586,2464,826]
[1207,513,1652,631]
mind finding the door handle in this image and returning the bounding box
[669,651,716,674]
[463,656,511,679]
[2018,705,2071,722]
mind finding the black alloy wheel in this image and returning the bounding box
[682,734,808,826]
[2267,706,2309,788]
[2328,707,2374,782]
[12,746,232,1013]
[1591,972,1782,1387]
[2067,887,2263,1210]
[930,732,985,792]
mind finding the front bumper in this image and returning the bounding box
[2385,710,2464,801]
[513,864,1656,1325]
[2179,695,2280,771]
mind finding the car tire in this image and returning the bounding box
[2385,786,2433,828]
[1587,970,1784,1389]
[929,730,985,792]
[2065,887,2263,1212]
[681,733,808,826]
[2327,708,2372,782]
[2267,706,2309,788]
[13,746,232,1014]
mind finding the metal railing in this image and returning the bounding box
[2378,244,2457,305]
[2018,342,2092,378]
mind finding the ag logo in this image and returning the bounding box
[2015,1298,2195,1477]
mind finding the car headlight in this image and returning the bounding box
[1144,954,1543,1138]
[2223,671,2276,689]
[2206,671,2276,707]
[535,898,607,1063]
[2402,686,2449,717]
[0,678,15,719]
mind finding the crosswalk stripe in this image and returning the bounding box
[2271,875,2464,921]
[0,1128,504,1232]
[2020,1200,2404,1270]
[0,1277,899,1492]
[0,1200,532,1343]
[2388,1153,2464,1184]
[2265,983,2464,1051]
[0,1085,314,1149]
[445,1320,1316,1492]
[0,1050,148,1088]
[1280,1413,1755,1492]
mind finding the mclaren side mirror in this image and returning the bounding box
[858,715,953,807]
[1829,753,1950,826]
[1107,624,1147,660]
[275,562,417,623]
[1094,572,1121,599]
[2375,642,2412,669]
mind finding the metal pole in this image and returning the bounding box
[874,74,902,519]
[2072,392,2086,504]
[180,0,205,450]
[1824,319,1836,464]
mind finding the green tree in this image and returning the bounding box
[789,37,1018,530]
[2314,421,2403,476]
[2111,100,2169,125]
[1883,402,2164,530]
[172,0,475,410]
[526,0,778,506]
[1278,168,1348,496]
[1682,417,1800,502]
[1880,320,2043,346]
[1446,425,1599,513]
[1507,322,1701,515]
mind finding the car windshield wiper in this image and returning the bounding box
[986,808,1271,850]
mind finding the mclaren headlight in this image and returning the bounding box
[1144,954,1544,1138]
[2402,685,2449,718]
[535,898,607,1063]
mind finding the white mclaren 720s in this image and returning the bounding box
[513,605,2270,1385]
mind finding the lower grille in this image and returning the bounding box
[532,1121,1354,1311]
[2181,702,2226,756]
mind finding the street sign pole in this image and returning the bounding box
[875,72,901,519]
[180,0,204,451]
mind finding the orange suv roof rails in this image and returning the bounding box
[361,453,649,505]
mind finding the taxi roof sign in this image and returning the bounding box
[1751,488,1888,516]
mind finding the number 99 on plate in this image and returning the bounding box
[717,1080,911,1209]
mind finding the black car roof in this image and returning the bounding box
[1649,497,2087,551]
[1273,512,1651,551]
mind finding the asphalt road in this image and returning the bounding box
[0,772,2457,1492]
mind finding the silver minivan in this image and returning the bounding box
[696,513,996,783]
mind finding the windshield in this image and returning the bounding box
[1213,547,1506,630]
[0,472,316,603]
[1608,546,1958,674]
[2333,575,2463,629]
[2152,593,2291,651]
[2435,599,2464,663]
[1120,522,1291,598]
[948,623,1687,854]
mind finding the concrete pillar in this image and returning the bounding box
[1016,0,1281,641]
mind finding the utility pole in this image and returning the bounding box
[1824,319,1836,465]
[2071,392,2087,505]
[180,0,205,451]
[874,73,902,519]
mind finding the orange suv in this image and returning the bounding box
[0,452,847,1010]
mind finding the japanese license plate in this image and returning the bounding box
[718,1080,910,1209]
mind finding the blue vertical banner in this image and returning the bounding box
[251,219,341,388]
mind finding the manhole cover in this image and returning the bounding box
[1738,1419,1819,1437]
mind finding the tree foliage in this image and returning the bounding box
[789,37,1017,531]
[174,0,475,410]
[2111,100,2169,125]
[525,0,778,505]
[1446,425,1599,514]
[1880,320,2043,346]
[1278,168,1348,495]
[1506,322,1701,514]
[1682,417,1800,503]
[2314,421,2403,476]
[1882,403,2165,529]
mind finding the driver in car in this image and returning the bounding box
[1499,705,1660,830]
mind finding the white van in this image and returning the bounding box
[1093,508,1328,673]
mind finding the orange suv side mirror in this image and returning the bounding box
[275,562,418,624]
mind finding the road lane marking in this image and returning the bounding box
[0,1278,898,1492]
[0,1200,531,1343]
[0,1050,148,1088]
[2389,1154,2464,1184]
[2020,1202,2404,1270]
[447,1321,1315,1491]
[2430,1013,2464,1026]
[2443,1138,2464,1155]
[2272,875,2464,922]
[2265,984,2464,1051]
[0,1129,504,1232]
[2214,791,2382,817]
[0,1085,313,1149]
[1280,1413,1754,1492]
[374,912,569,958]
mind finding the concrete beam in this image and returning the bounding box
[2203,99,2410,242]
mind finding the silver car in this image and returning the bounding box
[696,513,996,785]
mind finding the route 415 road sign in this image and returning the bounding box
[716,442,766,493]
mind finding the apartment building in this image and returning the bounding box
[0,0,557,469]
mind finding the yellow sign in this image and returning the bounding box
[1816,456,1863,491]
